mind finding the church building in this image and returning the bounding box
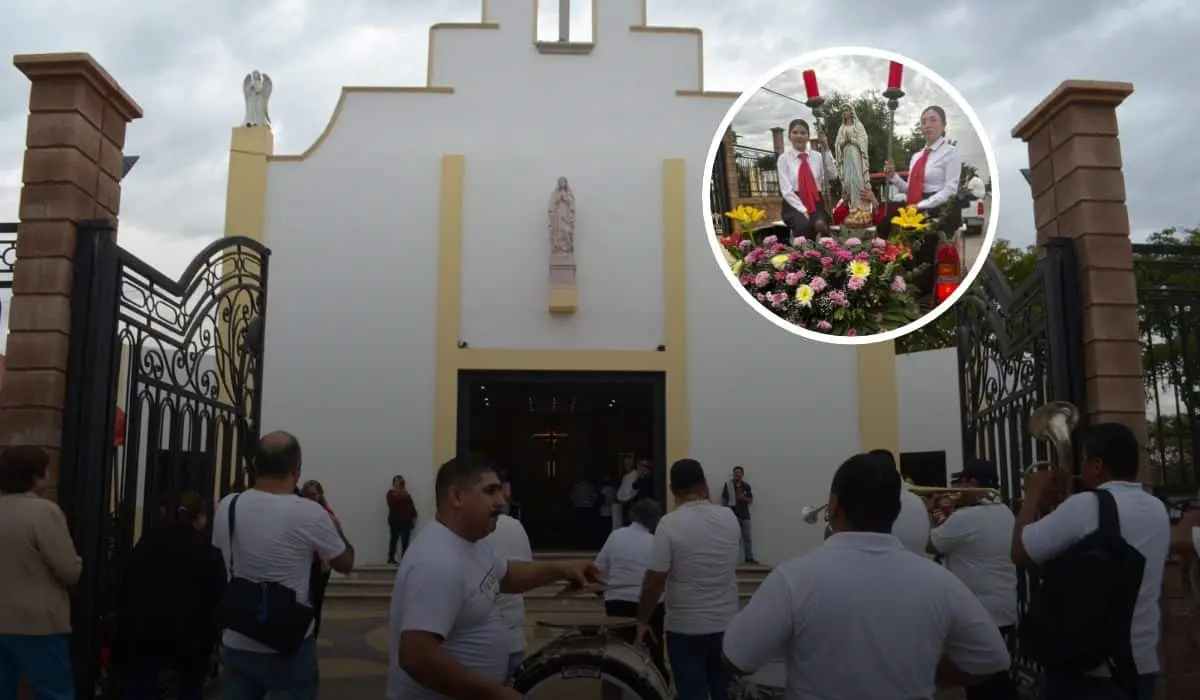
[219,0,931,565]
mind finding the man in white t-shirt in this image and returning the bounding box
[389,457,603,700]
[929,459,1018,700]
[723,453,1011,699]
[485,513,532,684]
[869,450,930,554]
[1014,423,1169,700]
[636,459,740,700]
[212,431,356,697]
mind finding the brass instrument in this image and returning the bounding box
[800,483,1003,525]
[1024,401,1080,478]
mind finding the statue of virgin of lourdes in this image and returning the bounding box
[548,177,576,256]
[835,104,872,211]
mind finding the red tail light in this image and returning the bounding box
[934,241,961,304]
[977,201,984,216]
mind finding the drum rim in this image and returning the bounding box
[512,640,670,698]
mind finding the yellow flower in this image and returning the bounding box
[890,206,928,231]
[770,254,790,270]
[848,260,871,279]
[731,260,744,276]
[724,205,767,229]
[795,284,814,306]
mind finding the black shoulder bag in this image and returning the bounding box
[216,493,315,654]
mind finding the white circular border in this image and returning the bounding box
[701,46,1002,347]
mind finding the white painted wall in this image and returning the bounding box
[256,0,869,565]
[897,347,963,480]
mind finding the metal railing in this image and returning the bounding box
[733,145,780,198]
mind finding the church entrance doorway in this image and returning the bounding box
[457,370,666,552]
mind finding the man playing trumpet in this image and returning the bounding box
[926,460,1019,700]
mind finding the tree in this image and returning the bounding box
[894,238,1040,354]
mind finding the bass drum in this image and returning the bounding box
[512,634,670,700]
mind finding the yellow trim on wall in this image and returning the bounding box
[856,342,900,460]
[431,156,690,511]
[224,126,275,240]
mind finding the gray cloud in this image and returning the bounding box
[730,55,987,178]
[0,0,1195,288]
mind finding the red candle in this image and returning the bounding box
[802,70,819,100]
[887,61,904,91]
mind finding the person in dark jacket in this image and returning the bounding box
[301,479,338,638]
[116,491,225,700]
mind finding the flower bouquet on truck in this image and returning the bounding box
[719,206,924,337]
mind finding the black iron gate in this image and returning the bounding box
[954,237,1086,685]
[710,141,732,236]
[57,220,270,699]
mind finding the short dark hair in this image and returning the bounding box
[174,491,208,524]
[255,431,302,478]
[435,456,497,505]
[787,118,810,134]
[1081,422,1141,480]
[867,449,897,471]
[922,105,947,125]
[732,466,745,474]
[630,499,662,532]
[669,458,706,494]
[831,453,902,533]
[0,446,49,494]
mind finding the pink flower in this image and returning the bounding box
[817,320,833,331]
[756,292,767,301]
[872,238,887,248]
[739,239,753,251]
[810,276,828,292]
[847,276,865,291]
[763,235,778,246]
[891,276,906,293]
[827,289,849,307]
[835,249,853,263]
[754,271,771,288]
[820,256,833,268]
[819,237,838,250]
[803,249,822,259]
[844,237,862,247]
[785,272,804,286]
[847,329,858,337]
[788,251,802,262]
[855,252,871,261]
[739,274,754,284]
[745,249,764,263]
[794,236,809,247]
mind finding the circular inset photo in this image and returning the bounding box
[704,47,999,345]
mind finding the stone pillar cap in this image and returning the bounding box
[1012,79,1132,142]
[14,52,143,121]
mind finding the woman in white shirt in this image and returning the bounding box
[883,105,963,298]
[593,499,667,690]
[775,118,836,244]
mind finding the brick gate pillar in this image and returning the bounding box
[1013,80,1196,700]
[0,53,142,493]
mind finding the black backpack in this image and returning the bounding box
[1021,489,1143,690]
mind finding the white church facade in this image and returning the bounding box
[218,0,962,566]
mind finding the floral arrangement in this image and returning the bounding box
[720,206,925,336]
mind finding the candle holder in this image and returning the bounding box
[882,87,906,208]
[805,95,832,207]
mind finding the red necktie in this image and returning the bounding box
[906,148,931,206]
[796,153,820,214]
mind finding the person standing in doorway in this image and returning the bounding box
[637,459,741,700]
[616,462,639,526]
[301,480,338,639]
[721,466,758,565]
[0,446,82,700]
[387,475,417,565]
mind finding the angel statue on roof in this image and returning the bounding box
[835,103,871,212]
[243,71,273,128]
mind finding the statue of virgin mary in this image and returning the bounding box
[834,104,871,211]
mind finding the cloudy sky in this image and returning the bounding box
[732,55,986,177]
[0,0,1196,288]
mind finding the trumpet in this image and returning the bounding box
[800,504,828,524]
[800,483,1001,525]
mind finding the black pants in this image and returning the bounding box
[909,193,962,299]
[309,563,331,639]
[388,517,412,561]
[604,599,668,684]
[965,625,1018,700]
[780,197,829,243]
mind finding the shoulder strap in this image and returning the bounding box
[227,493,241,576]
[1093,488,1121,536]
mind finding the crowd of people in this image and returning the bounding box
[1,421,1199,699]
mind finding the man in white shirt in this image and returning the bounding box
[594,499,667,697]
[389,457,603,700]
[636,459,740,700]
[1013,423,1169,700]
[1170,508,1200,559]
[484,512,532,684]
[212,431,356,697]
[929,459,1018,700]
[869,450,930,555]
[723,453,1011,699]
[774,118,837,243]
